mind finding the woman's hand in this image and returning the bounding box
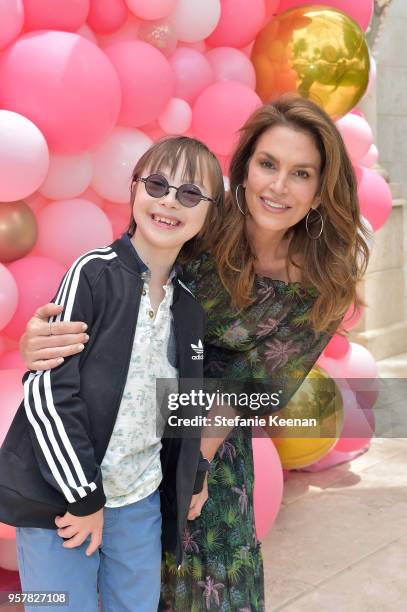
[187,474,209,521]
[20,303,89,371]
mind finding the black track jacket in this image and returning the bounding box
[0,235,205,565]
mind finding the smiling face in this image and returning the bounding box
[243,124,322,234]
[131,157,213,255]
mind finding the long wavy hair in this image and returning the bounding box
[213,94,370,334]
[126,136,224,264]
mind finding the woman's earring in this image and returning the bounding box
[235,184,246,216]
[305,207,324,239]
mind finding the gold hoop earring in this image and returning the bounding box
[305,207,324,239]
[235,184,246,216]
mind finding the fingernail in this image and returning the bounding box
[82,324,88,331]
[78,344,85,351]
[57,358,64,365]
[84,334,89,342]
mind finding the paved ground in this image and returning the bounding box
[262,354,407,612]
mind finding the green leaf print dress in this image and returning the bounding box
[160,253,331,612]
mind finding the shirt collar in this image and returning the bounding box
[122,234,181,282]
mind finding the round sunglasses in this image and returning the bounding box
[135,173,215,208]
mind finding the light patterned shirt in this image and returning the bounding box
[101,277,178,507]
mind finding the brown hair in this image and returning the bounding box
[213,94,370,334]
[126,136,224,263]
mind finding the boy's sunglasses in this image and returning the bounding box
[135,173,215,208]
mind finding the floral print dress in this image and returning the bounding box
[160,254,331,612]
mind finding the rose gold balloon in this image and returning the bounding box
[0,201,38,263]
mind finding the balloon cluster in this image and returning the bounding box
[0,0,388,553]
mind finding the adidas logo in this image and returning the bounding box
[191,340,204,360]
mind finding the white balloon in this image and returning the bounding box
[92,127,152,203]
[158,98,192,134]
[0,110,49,201]
[40,152,93,199]
[169,0,221,43]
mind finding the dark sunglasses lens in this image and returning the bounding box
[145,175,168,198]
[178,184,202,207]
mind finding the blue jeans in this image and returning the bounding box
[16,490,162,612]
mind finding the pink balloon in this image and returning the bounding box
[265,0,280,18]
[336,114,373,164]
[206,47,256,89]
[192,81,261,155]
[87,0,128,34]
[0,538,18,571]
[39,152,93,200]
[170,48,213,104]
[323,334,350,359]
[360,144,379,168]
[356,166,393,231]
[0,0,24,50]
[76,24,99,45]
[138,19,178,57]
[105,41,174,127]
[0,265,18,331]
[158,98,192,134]
[342,302,364,331]
[125,0,177,21]
[92,127,152,202]
[252,427,284,541]
[318,342,378,381]
[0,522,16,539]
[0,350,25,370]
[0,32,121,154]
[97,13,140,48]
[3,257,66,340]
[103,202,130,240]
[0,369,24,447]
[0,335,5,357]
[0,110,49,202]
[23,0,90,32]
[207,0,266,49]
[277,0,373,31]
[37,200,113,267]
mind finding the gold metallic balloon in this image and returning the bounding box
[251,7,370,119]
[264,366,344,469]
[0,201,38,263]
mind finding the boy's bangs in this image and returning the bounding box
[147,140,210,188]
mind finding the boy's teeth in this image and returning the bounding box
[153,214,179,226]
[264,200,288,209]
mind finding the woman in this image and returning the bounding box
[20,95,369,611]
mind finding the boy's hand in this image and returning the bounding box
[55,508,104,556]
[187,474,209,521]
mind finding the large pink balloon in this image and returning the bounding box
[356,166,393,231]
[206,0,266,49]
[318,342,378,381]
[323,334,350,360]
[23,0,90,32]
[125,0,177,21]
[0,32,121,154]
[277,0,373,31]
[0,0,24,50]
[206,47,256,89]
[336,114,373,164]
[0,111,49,202]
[169,0,221,43]
[193,81,261,155]
[92,127,152,202]
[0,265,18,332]
[3,257,66,340]
[37,200,113,267]
[0,369,24,445]
[252,427,284,541]
[170,48,213,104]
[87,0,128,34]
[104,41,174,127]
[0,350,25,370]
